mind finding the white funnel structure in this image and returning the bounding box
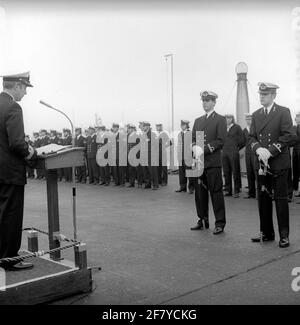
[235,62,250,129]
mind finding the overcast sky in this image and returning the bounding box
[0,0,299,135]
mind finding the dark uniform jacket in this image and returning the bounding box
[192,111,227,168]
[63,135,72,146]
[86,134,97,159]
[33,137,40,148]
[141,129,159,165]
[242,128,254,156]
[0,92,30,185]
[291,125,300,150]
[75,134,86,148]
[249,103,295,170]
[223,123,245,151]
[50,136,59,145]
[40,135,51,147]
[177,130,193,166]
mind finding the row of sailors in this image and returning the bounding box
[25,114,300,196]
[26,122,172,189]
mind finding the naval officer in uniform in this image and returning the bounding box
[0,72,36,270]
[249,82,295,248]
[191,91,227,234]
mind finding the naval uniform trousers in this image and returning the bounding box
[0,184,24,263]
[178,161,195,191]
[136,164,144,185]
[194,167,226,228]
[222,149,241,194]
[292,149,300,191]
[257,168,289,239]
[245,152,256,197]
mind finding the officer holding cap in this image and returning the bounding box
[249,82,295,248]
[0,71,37,270]
[191,91,227,234]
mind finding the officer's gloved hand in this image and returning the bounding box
[256,147,271,165]
[192,145,203,160]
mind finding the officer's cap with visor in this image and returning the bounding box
[258,82,279,94]
[1,71,33,87]
[200,91,218,101]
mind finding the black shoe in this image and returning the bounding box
[105,182,110,186]
[251,233,275,243]
[6,262,34,271]
[204,219,209,229]
[233,193,239,198]
[127,184,135,188]
[188,189,194,194]
[279,238,290,248]
[224,192,232,197]
[191,220,203,230]
[144,184,151,189]
[152,186,159,190]
[213,226,224,235]
[99,181,106,185]
[175,187,187,192]
[161,182,167,186]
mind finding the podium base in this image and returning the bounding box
[0,251,92,304]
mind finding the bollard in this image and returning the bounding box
[27,230,39,252]
[74,243,87,269]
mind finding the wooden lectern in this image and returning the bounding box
[37,147,85,261]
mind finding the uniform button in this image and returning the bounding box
[268,134,271,136]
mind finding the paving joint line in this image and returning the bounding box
[158,247,300,305]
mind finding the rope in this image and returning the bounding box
[0,242,79,267]
[23,227,78,243]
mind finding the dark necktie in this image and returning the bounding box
[264,108,268,116]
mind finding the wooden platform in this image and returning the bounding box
[0,252,92,305]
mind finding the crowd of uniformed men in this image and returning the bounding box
[25,112,300,202]
[25,122,172,190]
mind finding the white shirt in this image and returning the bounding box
[205,109,214,118]
[264,102,274,114]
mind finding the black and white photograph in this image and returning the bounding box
[0,0,300,314]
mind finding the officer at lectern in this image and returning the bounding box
[0,71,37,271]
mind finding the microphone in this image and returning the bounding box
[39,100,74,146]
[39,99,78,242]
[40,100,55,109]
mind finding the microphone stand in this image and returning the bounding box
[39,100,78,242]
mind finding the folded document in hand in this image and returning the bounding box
[36,144,72,156]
